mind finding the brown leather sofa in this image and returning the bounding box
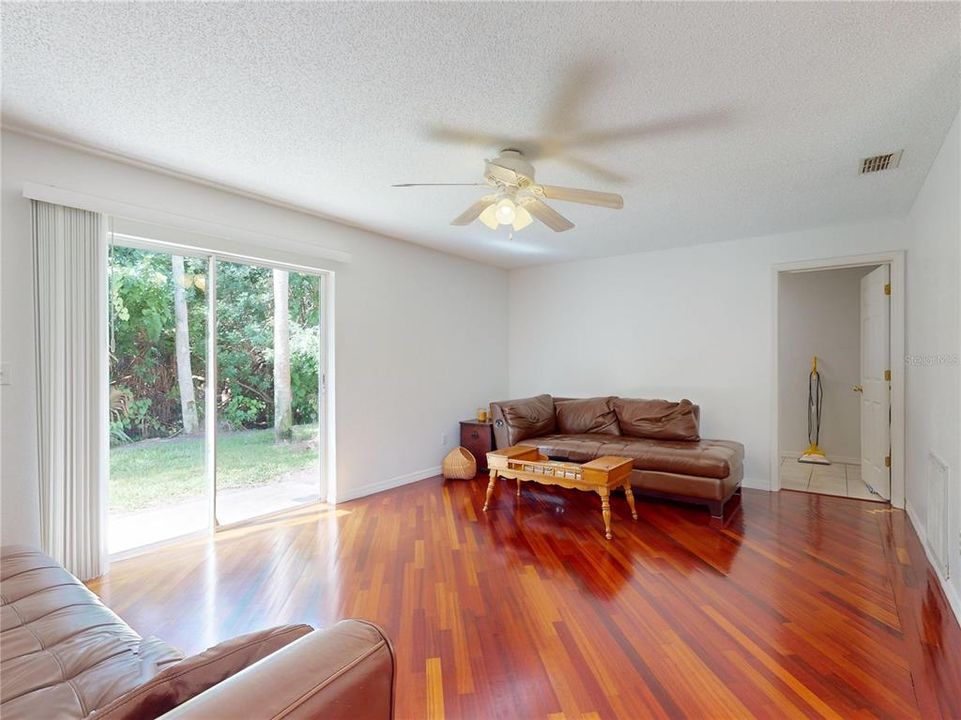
[0,546,394,719]
[490,395,743,518]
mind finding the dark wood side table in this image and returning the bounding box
[460,420,494,472]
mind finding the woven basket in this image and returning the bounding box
[442,446,477,480]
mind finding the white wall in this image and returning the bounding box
[508,110,960,615]
[778,266,876,463]
[0,130,509,545]
[508,219,909,488]
[904,110,960,609]
[3,110,957,616]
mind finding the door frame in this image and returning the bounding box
[108,231,336,544]
[770,251,905,508]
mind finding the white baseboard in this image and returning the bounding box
[337,470,771,499]
[334,465,441,504]
[905,501,961,626]
[741,476,770,490]
[780,451,861,466]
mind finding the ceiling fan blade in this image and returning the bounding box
[426,124,508,148]
[451,196,496,226]
[541,60,603,137]
[521,198,574,232]
[565,109,730,149]
[392,183,486,187]
[557,155,628,184]
[537,184,624,209]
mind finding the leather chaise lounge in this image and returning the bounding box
[0,546,395,719]
[489,394,744,518]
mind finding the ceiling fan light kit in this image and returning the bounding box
[394,149,623,234]
[494,198,516,225]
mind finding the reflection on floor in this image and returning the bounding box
[88,477,961,718]
[779,456,884,502]
[108,477,321,554]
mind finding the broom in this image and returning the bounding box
[798,356,831,465]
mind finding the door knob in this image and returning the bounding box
[853,384,863,393]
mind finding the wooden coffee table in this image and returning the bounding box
[483,445,637,540]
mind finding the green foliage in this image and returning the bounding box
[109,421,132,445]
[289,308,320,421]
[222,395,266,430]
[216,261,272,430]
[109,247,320,442]
[110,247,205,441]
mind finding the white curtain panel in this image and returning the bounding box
[32,200,108,580]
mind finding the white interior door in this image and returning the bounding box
[860,265,891,499]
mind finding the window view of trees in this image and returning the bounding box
[109,248,210,441]
[212,261,320,434]
[108,246,321,527]
[109,248,320,442]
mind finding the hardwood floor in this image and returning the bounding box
[88,477,961,719]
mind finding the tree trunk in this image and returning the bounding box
[171,255,199,435]
[273,269,293,442]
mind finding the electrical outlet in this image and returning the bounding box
[441,433,447,446]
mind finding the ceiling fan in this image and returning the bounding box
[392,149,623,233]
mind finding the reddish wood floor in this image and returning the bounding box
[89,477,961,719]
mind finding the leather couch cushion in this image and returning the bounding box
[597,437,742,478]
[631,469,740,502]
[526,435,743,479]
[91,625,313,720]
[0,547,183,720]
[555,397,620,436]
[500,394,556,445]
[614,398,700,441]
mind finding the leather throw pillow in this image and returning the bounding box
[501,394,556,445]
[555,397,620,435]
[614,398,700,441]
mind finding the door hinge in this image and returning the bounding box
[884,455,891,468]
[884,369,891,381]
[884,283,891,296]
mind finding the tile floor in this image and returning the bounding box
[779,457,885,502]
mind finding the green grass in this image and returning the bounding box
[109,425,318,513]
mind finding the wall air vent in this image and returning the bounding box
[860,150,903,174]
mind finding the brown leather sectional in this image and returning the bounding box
[490,395,744,517]
[0,546,395,719]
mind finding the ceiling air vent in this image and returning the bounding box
[861,150,903,174]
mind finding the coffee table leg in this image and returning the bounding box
[517,478,522,497]
[623,482,638,520]
[599,487,612,540]
[483,470,497,511]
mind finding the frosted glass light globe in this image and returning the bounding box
[494,199,516,225]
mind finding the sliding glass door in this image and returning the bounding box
[108,240,326,554]
[108,246,210,553]
[214,260,322,525]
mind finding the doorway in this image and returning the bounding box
[773,253,905,507]
[107,239,329,553]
